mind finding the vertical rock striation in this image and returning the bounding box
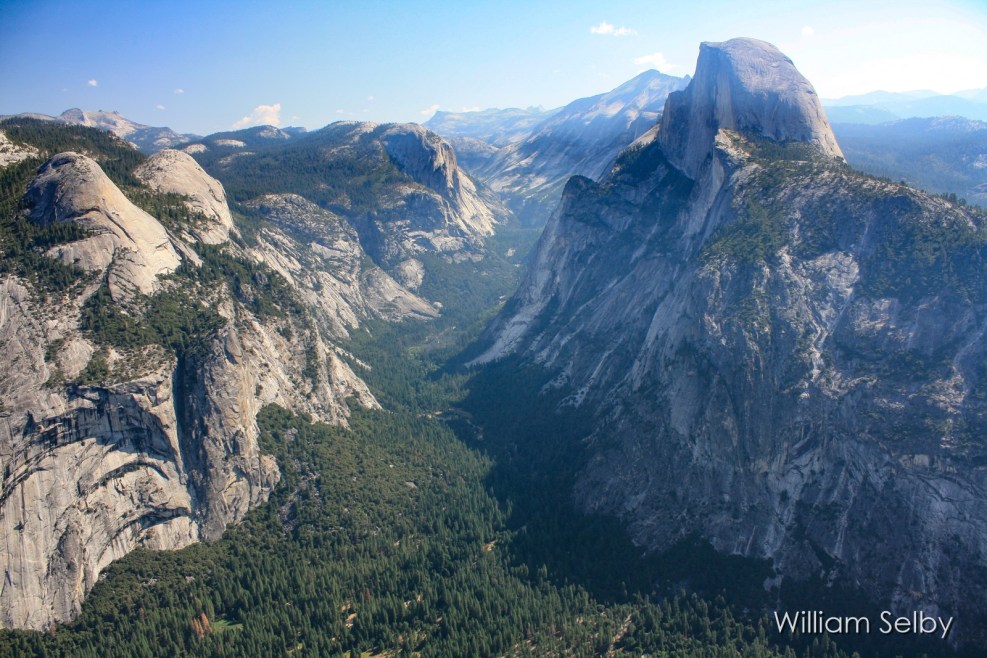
[1,149,379,630]
[659,38,843,180]
[475,38,987,644]
[24,152,182,302]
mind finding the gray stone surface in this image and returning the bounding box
[659,38,844,179]
[0,153,381,630]
[135,149,235,244]
[476,39,987,641]
[243,192,437,335]
[24,152,182,302]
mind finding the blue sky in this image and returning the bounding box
[1,0,985,135]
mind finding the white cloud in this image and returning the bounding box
[802,25,815,38]
[367,95,375,101]
[420,103,441,117]
[232,102,282,129]
[336,109,345,114]
[87,79,98,87]
[590,21,636,37]
[174,88,184,94]
[634,52,677,71]
[156,104,166,110]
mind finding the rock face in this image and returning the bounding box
[242,193,438,335]
[475,38,987,644]
[379,123,499,241]
[190,121,509,290]
[0,149,380,630]
[135,149,235,244]
[470,70,689,226]
[24,152,182,301]
[0,130,39,168]
[659,38,843,179]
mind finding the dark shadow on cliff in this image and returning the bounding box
[456,355,774,606]
[456,355,978,658]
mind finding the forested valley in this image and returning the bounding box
[0,113,976,658]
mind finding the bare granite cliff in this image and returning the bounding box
[134,149,235,244]
[24,152,182,302]
[380,123,499,241]
[188,121,509,291]
[0,148,380,629]
[242,192,438,336]
[659,38,843,179]
[0,130,39,168]
[475,38,987,643]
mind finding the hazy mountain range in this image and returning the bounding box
[455,70,689,226]
[833,116,987,206]
[823,88,987,124]
[0,108,199,153]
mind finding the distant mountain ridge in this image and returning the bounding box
[425,107,559,147]
[823,88,987,124]
[0,108,200,153]
[432,69,689,226]
[833,116,987,207]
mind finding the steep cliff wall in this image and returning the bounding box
[475,38,987,641]
[0,146,381,630]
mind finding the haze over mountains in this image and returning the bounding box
[425,106,558,147]
[823,88,987,124]
[832,117,987,207]
[8,73,985,217]
[0,108,199,153]
[3,33,987,657]
[459,70,689,226]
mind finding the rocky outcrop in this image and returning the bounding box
[24,152,182,302]
[659,38,843,179]
[192,121,510,290]
[379,123,499,240]
[0,276,203,629]
[3,109,197,153]
[135,149,235,244]
[441,136,500,175]
[56,109,195,153]
[243,193,437,336]
[0,130,39,168]
[475,38,987,644]
[0,151,380,630]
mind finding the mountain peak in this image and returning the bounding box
[659,37,843,178]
